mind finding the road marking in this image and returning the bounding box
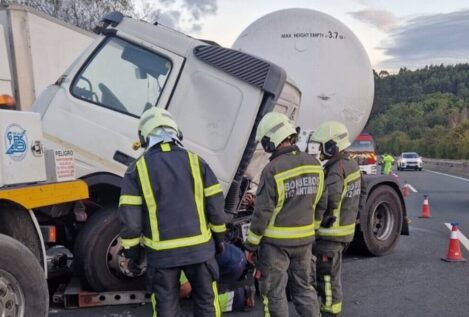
[407,184,418,192]
[445,223,469,251]
[427,170,469,182]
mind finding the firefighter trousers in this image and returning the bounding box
[147,257,221,317]
[256,243,320,317]
[312,240,346,317]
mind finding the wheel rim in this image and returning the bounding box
[371,200,395,241]
[0,269,25,317]
[106,234,126,277]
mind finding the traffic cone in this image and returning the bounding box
[442,223,466,262]
[402,183,409,198]
[419,194,431,218]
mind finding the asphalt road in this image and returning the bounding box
[344,168,469,317]
[49,168,469,317]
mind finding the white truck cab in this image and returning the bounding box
[35,12,287,197]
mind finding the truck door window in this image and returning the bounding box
[71,37,172,116]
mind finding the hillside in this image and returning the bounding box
[366,65,469,159]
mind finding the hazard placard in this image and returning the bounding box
[45,149,76,182]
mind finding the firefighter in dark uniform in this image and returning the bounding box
[244,112,326,317]
[309,121,361,317]
[118,107,226,317]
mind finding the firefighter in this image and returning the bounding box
[118,107,226,317]
[382,153,394,175]
[244,112,326,317]
[309,121,361,317]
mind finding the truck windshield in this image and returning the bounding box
[71,37,172,117]
[348,140,374,152]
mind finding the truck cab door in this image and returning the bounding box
[38,35,184,177]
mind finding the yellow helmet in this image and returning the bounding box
[256,112,296,152]
[309,121,351,157]
[138,107,180,147]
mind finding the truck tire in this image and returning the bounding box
[0,234,48,317]
[73,207,145,291]
[354,185,403,256]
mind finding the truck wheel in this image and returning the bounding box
[354,185,403,256]
[0,234,48,317]
[73,207,145,291]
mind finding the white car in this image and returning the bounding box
[397,152,423,171]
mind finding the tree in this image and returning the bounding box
[369,64,469,159]
[456,82,469,100]
[3,0,218,34]
[378,70,390,78]
[133,0,218,34]
[4,0,134,31]
[367,89,469,158]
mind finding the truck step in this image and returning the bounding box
[53,278,149,309]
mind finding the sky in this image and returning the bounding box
[148,0,469,71]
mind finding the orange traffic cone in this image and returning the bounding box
[442,223,466,262]
[402,183,409,198]
[419,194,431,218]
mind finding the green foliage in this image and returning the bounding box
[372,64,469,116]
[368,65,469,159]
[5,0,134,31]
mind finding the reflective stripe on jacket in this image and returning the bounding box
[246,145,326,248]
[118,142,226,268]
[316,153,361,243]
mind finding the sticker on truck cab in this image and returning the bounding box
[4,123,27,161]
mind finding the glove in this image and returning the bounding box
[119,246,144,277]
[215,242,225,255]
[127,258,144,277]
[121,245,140,261]
[320,215,337,228]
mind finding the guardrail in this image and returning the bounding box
[422,158,469,178]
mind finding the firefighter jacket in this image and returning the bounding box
[118,142,227,268]
[245,145,326,250]
[316,152,361,243]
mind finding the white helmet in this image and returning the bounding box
[138,107,181,148]
[309,121,351,158]
[256,112,297,152]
